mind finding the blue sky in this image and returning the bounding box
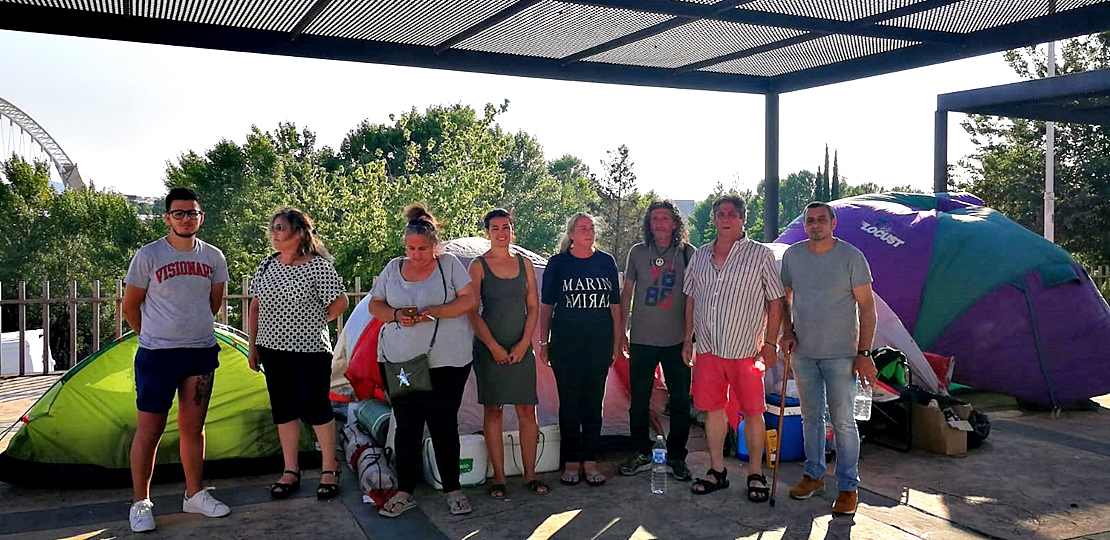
[1,29,1026,201]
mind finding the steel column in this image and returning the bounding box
[764,92,780,241]
[934,109,948,193]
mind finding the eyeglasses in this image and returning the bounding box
[168,210,203,220]
[271,222,289,232]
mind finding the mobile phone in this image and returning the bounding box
[400,307,420,318]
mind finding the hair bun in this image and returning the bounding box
[403,203,436,225]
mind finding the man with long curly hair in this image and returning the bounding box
[618,199,697,482]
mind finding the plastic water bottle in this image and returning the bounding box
[651,435,667,494]
[854,377,873,421]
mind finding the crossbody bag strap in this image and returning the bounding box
[427,257,446,352]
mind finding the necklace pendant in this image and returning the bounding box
[654,257,665,267]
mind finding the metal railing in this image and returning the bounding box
[0,277,372,377]
[1088,265,1109,287]
[2,265,1108,378]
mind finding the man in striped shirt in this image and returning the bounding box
[682,195,784,503]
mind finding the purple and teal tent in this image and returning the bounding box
[776,193,1110,408]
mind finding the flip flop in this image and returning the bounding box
[379,496,417,518]
[585,471,606,487]
[447,494,472,515]
[559,471,580,486]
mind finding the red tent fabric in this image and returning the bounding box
[345,317,386,401]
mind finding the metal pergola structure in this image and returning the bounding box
[934,68,1110,193]
[5,0,1110,240]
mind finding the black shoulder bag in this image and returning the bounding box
[381,257,446,399]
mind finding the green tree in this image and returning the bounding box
[814,166,827,202]
[689,182,762,244]
[831,150,841,201]
[823,145,832,201]
[957,32,1110,267]
[495,133,599,254]
[1,155,158,364]
[549,154,592,184]
[778,170,818,227]
[886,184,926,194]
[595,145,640,259]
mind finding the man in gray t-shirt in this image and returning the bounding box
[121,188,231,533]
[618,200,696,481]
[779,202,878,517]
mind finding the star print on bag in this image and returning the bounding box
[398,368,411,387]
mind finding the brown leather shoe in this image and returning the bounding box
[788,475,826,500]
[832,491,858,515]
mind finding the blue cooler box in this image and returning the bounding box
[737,393,805,463]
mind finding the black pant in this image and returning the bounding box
[550,334,612,463]
[258,346,333,426]
[380,362,471,493]
[628,343,691,460]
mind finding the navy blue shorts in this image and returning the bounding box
[134,345,220,414]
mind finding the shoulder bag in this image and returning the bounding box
[381,257,446,399]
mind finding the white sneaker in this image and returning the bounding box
[129,499,156,533]
[182,488,231,518]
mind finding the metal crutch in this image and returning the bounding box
[769,350,791,507]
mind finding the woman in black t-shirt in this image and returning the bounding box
[537,212,622,487]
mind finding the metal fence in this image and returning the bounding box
[0,277,371,377]
[2,266,1109,378]
[1089,265,1110,289]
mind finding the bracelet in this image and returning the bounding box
[538,340,549,347]
[393,308,401,322]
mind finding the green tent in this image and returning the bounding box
[0,325,317,487]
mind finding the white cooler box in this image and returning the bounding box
[487,424,561,478]
[423,434,488,490]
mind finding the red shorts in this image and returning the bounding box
[692,352,766,417]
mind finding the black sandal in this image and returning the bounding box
[747,473,770,503]
[691,468,730,495]
[317,470,340,500]
[270,470,301,499]
[527,479,551,495]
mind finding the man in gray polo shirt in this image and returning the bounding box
[618,199,697,482]
[779,201,878,516]
[122,187,231,533]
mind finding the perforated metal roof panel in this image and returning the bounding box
[3,0,1110,93]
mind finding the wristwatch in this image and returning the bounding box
[857,349,872,357]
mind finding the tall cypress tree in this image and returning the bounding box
[823,144,831,202]
[815,166,824,201]
[831,150,840,201]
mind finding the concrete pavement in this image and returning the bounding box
[3,375,1110,540]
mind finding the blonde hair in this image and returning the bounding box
[557,212,597,253]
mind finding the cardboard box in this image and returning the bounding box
[911,403,973,455]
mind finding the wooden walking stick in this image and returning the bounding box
[769,350,791,507]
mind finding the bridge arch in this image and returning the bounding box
[0,96,85,190]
